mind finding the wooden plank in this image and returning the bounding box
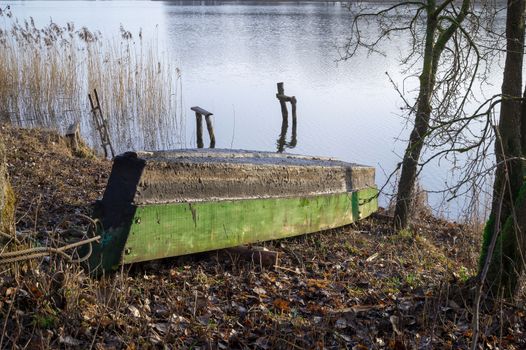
[276,94,293,102]
[191,106,213,117]
[121,187,377,264]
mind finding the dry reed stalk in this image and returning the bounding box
[0,12,185,154]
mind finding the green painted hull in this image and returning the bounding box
[83,150,378,274]
[87,187,377,273]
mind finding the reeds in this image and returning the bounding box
[0,9,185,154]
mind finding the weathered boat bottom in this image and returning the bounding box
[86,188,377,273]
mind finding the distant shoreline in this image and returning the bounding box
[156,0,507,3]
[154,0,349,2]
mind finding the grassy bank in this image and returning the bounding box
[0,125,524,349]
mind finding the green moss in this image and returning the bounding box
[478,215,494,270]
[480,180,526,297]
[486,215,518,296]
[404,273,418,287]
[516,179,526,204]
[398,228,414,238]
[32,313,58,329]
[456,266,471,283]
[479,180,526,269]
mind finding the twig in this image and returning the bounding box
[193,290,198,317]
[277,337,304,350]
[0,287,17,349]
[0,230,20,244]
[274,265,302,275]
[88,324,100,350]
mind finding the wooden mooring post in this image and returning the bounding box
[65,121,81,154]
[276,82,297,123]
[191,106,215,148]
[275,82,298,152]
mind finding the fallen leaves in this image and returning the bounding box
[3,126,110,232]
[252,286,266,296]
[272,298,290,313]
[306,278,331,289]
[128,305,141,318]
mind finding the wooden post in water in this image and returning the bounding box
[205,115,215,148]
[276,118,289,153]
[290,104,297,148]
[291,96,297,124]
[191,106,215,149]
[276,82,288,120]
[276,83,297,122]
[195,112,204,148]
[275,83,298,152]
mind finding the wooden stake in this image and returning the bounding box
[291,96,297,123]
[195,112,204,149]
[204,115,215,149]
[277,118,288,153]
[65,121,81,153]
[191,106,214,149]
[277,82,288,120]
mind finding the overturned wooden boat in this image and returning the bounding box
[86,149,378,273]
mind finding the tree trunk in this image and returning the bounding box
[393,0,470,230]
[393,6,437,230]
[521,82,526,155]
[486,183,526,296]
[481,0,525,297]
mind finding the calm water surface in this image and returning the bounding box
[12,1,501,216]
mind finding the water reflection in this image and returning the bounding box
[276,113,297,153]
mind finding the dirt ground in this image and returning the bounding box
[0,125,524,349]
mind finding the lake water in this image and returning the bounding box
[10,1,502,217]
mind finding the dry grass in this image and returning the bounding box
[0,9,185,154]
[1,217,523,349]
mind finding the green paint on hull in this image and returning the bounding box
[121,187,378,264]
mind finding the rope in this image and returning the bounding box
[0,214,103,265]
[0,235,101,264]
[0,235,100,264]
